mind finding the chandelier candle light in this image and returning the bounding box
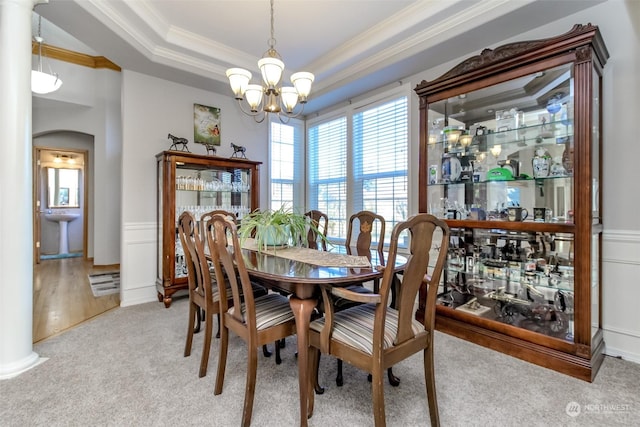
[31,14,62,95]
[226,0,313,123]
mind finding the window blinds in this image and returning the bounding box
[308,116,348,239]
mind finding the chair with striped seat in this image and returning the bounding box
[205,214,297,427]
[179,211,269,379]
[307,213,449,427]
[178,211,223,378]
[198,210,272,362]
[334,210,400,387]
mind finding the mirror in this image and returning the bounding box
[47,167,80,208]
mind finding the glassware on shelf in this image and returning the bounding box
[532,148,551,178]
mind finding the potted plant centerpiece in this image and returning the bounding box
[239,205,327,251]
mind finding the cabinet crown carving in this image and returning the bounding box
[415,24,606,96]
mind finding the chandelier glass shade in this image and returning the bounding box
[32,15,62,95]
[226,0,313,123]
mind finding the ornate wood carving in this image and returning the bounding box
[575,46,592,63]
[416,24,603,95]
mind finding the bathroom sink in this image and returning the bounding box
[44,212,80,254]
[45,213,80,222]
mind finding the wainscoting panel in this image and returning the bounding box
[121,222,158,307]
[602,230,640,363]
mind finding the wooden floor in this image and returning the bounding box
[33,257,120,343]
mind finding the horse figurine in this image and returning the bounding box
[168,133,190,152]
[230,143,247,158]
[203,143,217,156]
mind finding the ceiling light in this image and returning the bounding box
[226,0,313,123]
[53,155,62,163]
[459,134,473,148]
[31,14,62,95]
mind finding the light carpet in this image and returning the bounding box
[87,271,120,297]
[2,298,639,426]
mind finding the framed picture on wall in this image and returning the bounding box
[193,103,221,146]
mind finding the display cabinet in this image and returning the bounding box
[414,25,608,381]
[156,151,261,307]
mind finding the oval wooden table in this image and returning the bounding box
[240,245,406,427]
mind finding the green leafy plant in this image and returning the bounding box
[239,205,328,252]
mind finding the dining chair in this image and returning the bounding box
[206,214,298,427]
[199,210,276,359]
[305,209,329,251]
[193,210,237,336]
[178,211,221,378]
[334,210,400,387]
[307,213,450,426]
[178,211,269,378]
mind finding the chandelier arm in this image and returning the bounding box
[235,99,267,123]
[277,113,291,124]
[281,102,306,120]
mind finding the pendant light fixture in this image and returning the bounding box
[31,14,63,95]
[226,0,313,123]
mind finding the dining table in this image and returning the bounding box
[239,242,406,426]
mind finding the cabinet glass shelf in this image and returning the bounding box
[435,227,575,342]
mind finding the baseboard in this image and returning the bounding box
[603,327,640,365]
[120,286,158,307]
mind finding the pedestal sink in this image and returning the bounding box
[44,212,80,254]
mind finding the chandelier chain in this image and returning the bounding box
[268,0,276,50]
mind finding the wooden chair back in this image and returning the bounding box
[384,214,448,338]
[304,209,329,251]
[200,210,236,246]
[346,210,385,256]
[204,214,257,331]
[178,211,212,307]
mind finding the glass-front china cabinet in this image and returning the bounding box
[156,151,261,307]
[414,25,608,381]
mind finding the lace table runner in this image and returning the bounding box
[242,240,371,268]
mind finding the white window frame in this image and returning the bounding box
[268,116,305,213]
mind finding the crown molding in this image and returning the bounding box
[32,42,121,71]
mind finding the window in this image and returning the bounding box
[353,96,408,244]
[308,91,409,245]
[308,117,347,238]
[269,117,304,212]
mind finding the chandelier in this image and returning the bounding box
[31,14,63,95]
[226,0,314,123]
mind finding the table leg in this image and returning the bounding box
[289,296,316,426]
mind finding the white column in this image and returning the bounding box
[0,0,44,379]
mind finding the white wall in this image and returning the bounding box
[119,70,267,306]
[33,59,121,265]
